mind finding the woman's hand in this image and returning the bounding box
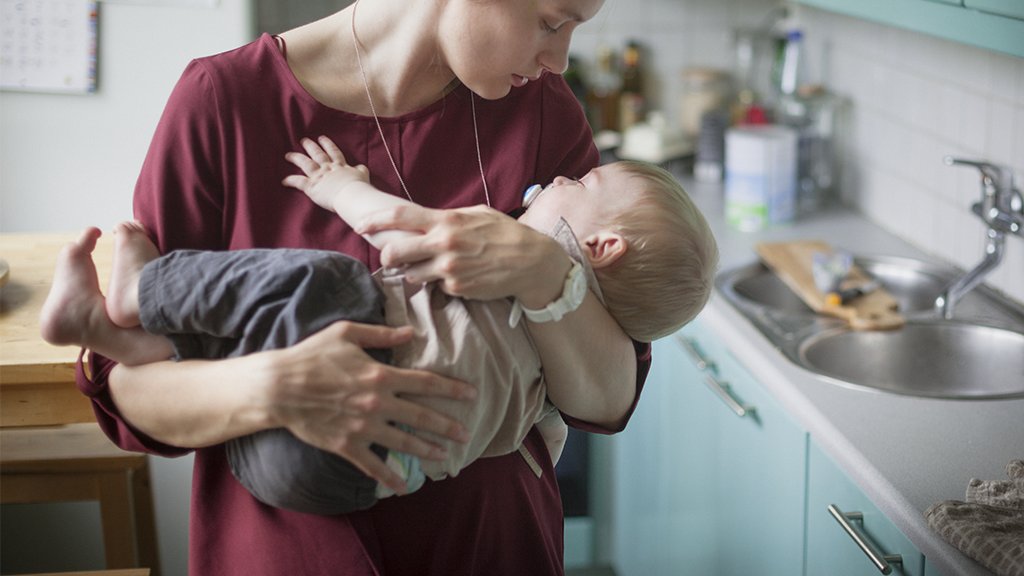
[261,320,476,494]
[356,205,571,307]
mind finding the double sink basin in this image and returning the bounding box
[716,255,1024,399]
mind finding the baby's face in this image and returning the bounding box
[518,162,638,238]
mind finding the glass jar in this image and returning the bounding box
[678,68,731,139]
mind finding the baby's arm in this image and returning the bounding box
[283,136,418,249]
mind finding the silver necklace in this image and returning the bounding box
[350,1,491,207]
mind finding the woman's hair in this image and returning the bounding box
[594,161,719,342]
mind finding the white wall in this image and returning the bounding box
[0,2,250,575]
[0,0,252,234]
[798,6,1024,303]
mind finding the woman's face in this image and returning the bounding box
[440,0,604,99]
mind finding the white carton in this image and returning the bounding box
[724,125,798,232]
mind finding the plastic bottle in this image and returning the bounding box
[775,30,805,97]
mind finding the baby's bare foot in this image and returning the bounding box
[40,227,108,347]
[106,221,160,328]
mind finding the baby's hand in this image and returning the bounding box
[283,136,370,213]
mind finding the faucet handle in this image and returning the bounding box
[944,156,1016,193]
[944,156,1021,228]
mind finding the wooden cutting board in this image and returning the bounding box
[755,240,904,330]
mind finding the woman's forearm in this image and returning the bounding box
[527,293,636,429]
[108,354,275,448]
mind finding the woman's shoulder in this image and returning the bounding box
[183,34,288,91]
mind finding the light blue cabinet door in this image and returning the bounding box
[611,320,807,576]
[611,330,718,575]
[699,326,808,576]
[806,442,926,576]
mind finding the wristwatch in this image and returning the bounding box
[510,260,587,325]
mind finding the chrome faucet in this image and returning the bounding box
[935,156,1024,319]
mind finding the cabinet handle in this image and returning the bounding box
[679,337,717,372]
[703,374,754,418]
[827,504,904,575]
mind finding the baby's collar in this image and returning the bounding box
[548,218,606,306]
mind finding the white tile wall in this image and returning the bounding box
[572,0,1023,304]
[799,7,1024,303]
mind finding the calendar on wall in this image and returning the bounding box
[0,0,98,94]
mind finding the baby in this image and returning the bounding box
[41,136,718,514]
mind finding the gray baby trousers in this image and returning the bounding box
[138,248,390,515]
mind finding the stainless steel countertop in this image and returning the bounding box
[683,177,1022,576]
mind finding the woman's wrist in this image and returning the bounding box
[246,349,288,430]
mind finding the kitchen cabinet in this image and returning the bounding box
[796,0,1024,57]
[610,319,807,576]
[964,0,1024,20]
[806,441,926,576]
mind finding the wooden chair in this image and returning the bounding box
[1,233,160,576]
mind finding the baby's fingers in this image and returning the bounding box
[281,174,309,191]
[284,151,320,176]
[317,136,347,164]
[301,137,331,164]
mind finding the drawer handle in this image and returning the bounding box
[679,337,716,372]
[827,504,904,574]
[703,374,754,418]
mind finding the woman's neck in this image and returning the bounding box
[280,2,457,116]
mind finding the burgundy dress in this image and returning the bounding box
[77,34,651,576]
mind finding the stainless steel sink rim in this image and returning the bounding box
[715,254,1024,400]
[797,321,1024,400]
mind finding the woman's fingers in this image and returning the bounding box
[346,443,409,495]
[370,416,451,461]
[356,204,439,238]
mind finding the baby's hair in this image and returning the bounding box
[595,161,719,342]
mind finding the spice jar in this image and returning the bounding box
[679,68,731,139]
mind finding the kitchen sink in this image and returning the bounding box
[716,255,1024,399]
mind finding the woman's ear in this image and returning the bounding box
[584,232,627,269]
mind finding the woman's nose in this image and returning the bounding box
[538,36,571,75]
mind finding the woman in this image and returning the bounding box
[78,0,651,573]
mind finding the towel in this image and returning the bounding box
[926,460,1024,576]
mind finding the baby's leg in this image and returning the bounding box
[39,227,173,366]
[106,221,160,328]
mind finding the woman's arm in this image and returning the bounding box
[356,206,637,427]
[108,321,475,490]
[282,136,636,425]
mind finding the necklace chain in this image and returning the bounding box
[350,0,490,207]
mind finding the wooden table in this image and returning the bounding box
[1,232,160,576]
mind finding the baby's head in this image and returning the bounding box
[519,161,719,342]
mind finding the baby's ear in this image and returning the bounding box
[583,232,627,269]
